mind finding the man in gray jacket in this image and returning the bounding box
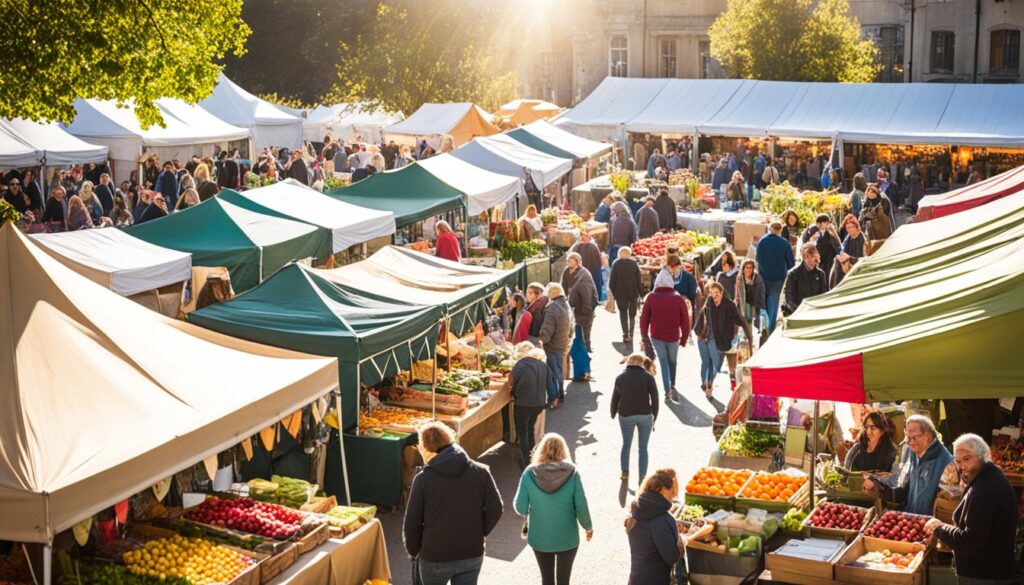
[562,253,598,353]
[539,282,573,403]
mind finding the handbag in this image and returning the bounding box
[604,291,617,313]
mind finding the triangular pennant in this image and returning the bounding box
[152,477,172,501]
[114,500,130,524]
[281,410,302,439]
[260,426,277,451]
[72,517,92,546]
[241,437,254,461]
[203,454,218,482]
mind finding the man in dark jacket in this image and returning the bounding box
[539,283,573,402]
[755,221,795,332]
[404,422,503,584]
[562,253,598,353]
[609,201,638,259]
[782,243,828,316]
[284,150,309,185]
[94,173,116,216]
[800,214,841,277]
[154,161,179,211]
[654,187,677,231]
[510,344,554,467]
[925,433,1018,583]
[635,196,660,238]
[216,151,240,190]
[608,247,643,342]
[524,283,548,345]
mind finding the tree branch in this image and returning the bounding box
[138,0,169,55]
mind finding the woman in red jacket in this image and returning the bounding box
[434,220,461,262]
[639,271,691,402]
[509,293,533,344]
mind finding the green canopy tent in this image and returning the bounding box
[325,164,465,228]
[187,262,444,505]
[129,197,331,291]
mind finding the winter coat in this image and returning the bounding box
[627,492,679,585]
[435,231,461,262]
[569,241,603,277]
[609,202,638,248]
[670,267,698,306]
[934,462,1018,580]
[512,309,533,345]
[694,297,750,352]
[782,263,828,316]
[755,232,795,282]
[716,268,739,302]
[801,226,841,277]
[635,206,660,238]
[403,444,503,562]
[608,258,643,301]
[526,296,548,339]
[565,267,598,318]
[538,295,572,354]
[880,439,953,516]
[611,365,660,420]
[154,170,179,210]
[594,203,611,224]
[640,286,690,344]
[511,357,551,408]
[514,463,592,553]
[654,193,677,230]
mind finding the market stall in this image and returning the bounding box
[31,227,191,316]
[325,163,466,229]
[383,102,499,148]
[916,162,1024,221]
[493,99,561,128]
[416,153,523,216]
[506,119,613,172]
[130,196,332,292]
[218,179,397,253]
[302,102,403,144]
[0,117,109,190]
[199,73,303,152]
[449,133,573,190]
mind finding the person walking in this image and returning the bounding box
[608,201,638,261]
[611,353,660,483]
[626,468,683,585]
[561,253,597,353]
[514,433,593,585]
[755,221,795,332]
[538,282,572,403]
[568,231,604,301]
[654,187,677,231]
[694,281,753,397]
[639,271,690,402]
[510,342,556,468]
[635,197,660,239]
[608,247,643,343]
[735,259,766,338]
[404,422,503,585]
[782,243,829,317]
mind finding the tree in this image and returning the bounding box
[708,0,878,83]
[0,0,250,127]
[326,2,517,117]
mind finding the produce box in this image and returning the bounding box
[128,523,268,585]
[300,495,337,514]
[686,542,764,585]
[256,544,299,585]
[766,537,847,584]
[181,495,326,555]
[295,522,329,555]
[931,494,960,525]
[716,424,783,468]
[717,454,773,472]
[834,535,925,585]
[735,470,808,513]
[802,502,874,543]
[863,510,931,544]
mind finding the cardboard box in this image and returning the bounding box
[834,535,925,585]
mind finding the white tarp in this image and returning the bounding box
[0,124,40,168]
[199,73,303,152]
[624,79,752,135]
[513,120,613,161]
[221,179,396,252]
[304,103,403,143]
[553,77,670,141]
[451,134,573,189]
[699,80,808,137]
[1,118,108,167]
[64,98,250,182]
[418,154,523,215]
[32,228,191,296]
[768,83,905,140]
[932,84,1024,147]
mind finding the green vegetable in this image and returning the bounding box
[499,240,545,263]
[761,517,779,539]
[718,424,783,457]
[677,504,706,523]
[781,507,808,532]
[737,535,761,555]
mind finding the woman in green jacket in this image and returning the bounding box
[514,433,593,585]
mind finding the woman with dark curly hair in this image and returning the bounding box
[780,209,800,242]
[845,410,898,472]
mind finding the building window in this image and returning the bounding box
[864,25,904,82]
[699,40,726,79]
[930,31,955,74]
[660,38,677,78]
[990,29,1021,75]
[609,35,628,77]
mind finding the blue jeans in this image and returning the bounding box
[545,350,565,400]
[619,414,654,480]
[698,336,725,384]
[764,279,784,333]
[651,338,679,395]
[418,555,484,585]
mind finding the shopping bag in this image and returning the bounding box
[604,291,616,313]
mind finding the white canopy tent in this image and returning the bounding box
[509,120,613,162]
[624,79,751,135]
[31,228,191,297]
[1,118,108,167]
[699,80,808,137]
[383,102,499,147]
[304,103,403,144]
[451,133,573,189]
[219,179,397,252]
[64,98,250,183]
[0,124,41,168]
[417,153,524,215]
[199,73,303,153]
[553,77,669,141]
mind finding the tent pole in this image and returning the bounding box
[430,337,437,420]
[335,390,352,505]
[43,545,51,585]
[809,399,820,511]
[445,317,452,374]
[691,133,700,173]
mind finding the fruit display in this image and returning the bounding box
[359,405,434,433]
[992,436,1024,474]
[59,560,189,585]
[781,508,808,532]
[122,536,254,585]
[759,182,851,227]
[806,502,867,531]
[94,538,146,561]
[864,510,929,543]
[247,476,315,509]
[718,424,783,457]
[685,467,753,498]
[185,496,303,540]
[325,504,378,534]
[854,549,918,572]
[738,471,808,503]
[630,230,720,260]
[675,504,707,523]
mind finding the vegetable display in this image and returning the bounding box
[122,536,254,585]
[676,504,707,523]
[738,471,808,503]
[185,496,303,540]
[245,475,314,509]
[759,182,851,227]
[806,502,866,531]
[685,467,752,497]
[992,436,1024,474]
[499,240,545,263]
[781,508,807,532]
[359,405,434,433]
[435,369,488,396]
[718,424,783,457]
[630,231,720,260]
[864,511,929,543]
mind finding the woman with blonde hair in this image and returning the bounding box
[175,188,200,212]
[78,181,103,222]
[514,433,593,585]
[520,203,544,239]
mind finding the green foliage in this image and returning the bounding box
[0,199,21,225]
[708,0,879,82]
[326,2,518,117]
[0,0,250,127]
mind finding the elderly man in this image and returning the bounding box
[561,253,598,354]
[923,434,1018,585]
[538,282,573,404]
[635,196,660,239]
[864,415,953,516]
[782,242,828,317]
[569,231,604,301]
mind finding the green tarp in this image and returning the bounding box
[129,197,331,291]
[506,127,578,162]
[325,164,465,228]
[746,190,1024,403]
[188,262,444,429]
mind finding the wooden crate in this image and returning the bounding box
[300,495,337,514]
[931,495,960,525]
[834,535,926,585]
[257,544,299,584]
[296,522,329,555]
[802,502,875,543]
[129,524,267,585]
[717,454,772,472]
[766,536,847,583]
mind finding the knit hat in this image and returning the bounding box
[654,269,675,290]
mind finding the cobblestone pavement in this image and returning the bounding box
[379,306,731,584]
